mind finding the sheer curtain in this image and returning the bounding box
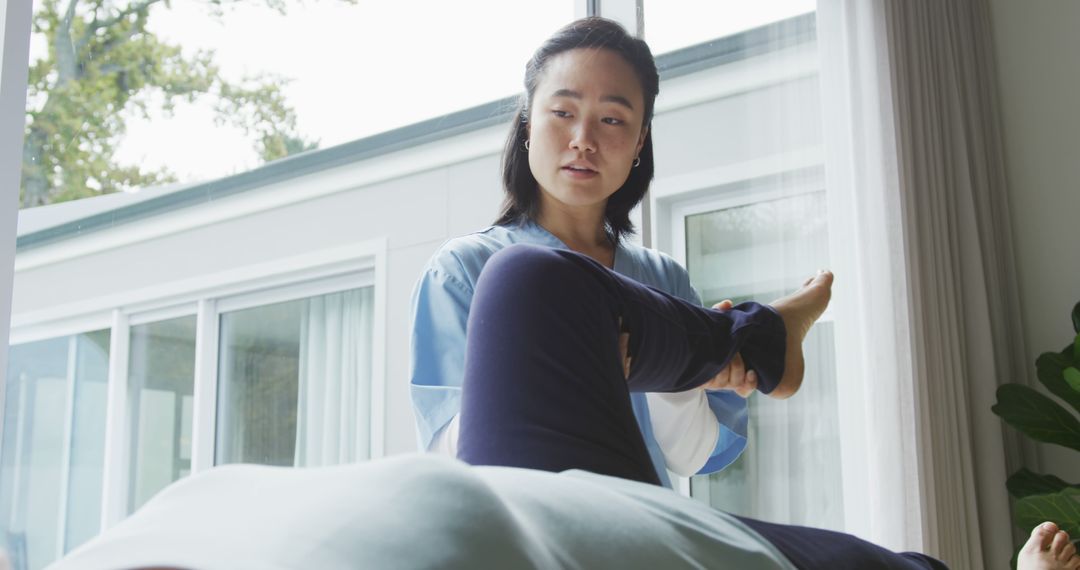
[294,287,375,467]
[645,10,847,532]
[816,0,921,553]
[817,0,1026,566]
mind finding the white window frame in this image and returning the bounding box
[5,238,388,533]
[196,269,377,473]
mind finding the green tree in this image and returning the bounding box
[21,0,331,208]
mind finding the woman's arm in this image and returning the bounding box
[409,265,472,452]
[639,256,753,476]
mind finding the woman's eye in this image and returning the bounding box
[602,117,625,125]
[552,110,571,118]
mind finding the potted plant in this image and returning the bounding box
[992,300,1080,563]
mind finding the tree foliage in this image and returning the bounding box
[21,0,328,208]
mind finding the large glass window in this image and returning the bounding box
[0,330,110,570]
[216,287,375,467]
[645,0,816,56]
[684,190,844,530]
[127,316,196,514]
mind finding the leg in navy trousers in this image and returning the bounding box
[456,243,948,570]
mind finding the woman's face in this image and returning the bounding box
[527,48,648,216]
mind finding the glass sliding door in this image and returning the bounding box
[0,329,110,570]
[127,316,196,514]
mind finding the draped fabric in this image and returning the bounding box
[817,1,1027,567]
[294,287,375,467]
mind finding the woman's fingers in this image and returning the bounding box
[707,361,730,390]
[677,301,760,397]
[727,354,756,398]
[728,353,746,390]
[735,370,758,398]
[712,299,734,311]
[702,353,757,398]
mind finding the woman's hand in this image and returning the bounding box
[700,299,757,397]
[618,300,757,398]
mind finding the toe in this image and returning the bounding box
[1059,541,1076,561]
[1052,531,1071,556]
[1025,522,1059,552]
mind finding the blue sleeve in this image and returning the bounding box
[698,392,749,474]
[409,263,472,452]
[663,257,751,476]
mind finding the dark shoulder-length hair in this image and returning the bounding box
[493,17,660,243]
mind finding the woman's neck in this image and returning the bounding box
[536,201,614,267]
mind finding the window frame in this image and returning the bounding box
[5,237,387,533]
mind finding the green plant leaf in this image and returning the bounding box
[1073,332,1080,364]
[1014,488,1080,538]
[1072,301,1080,334]
[992,384,1080,452]
[1007,468,1080,499]
[1036,352,1080,414]
[1067,367,1080,393]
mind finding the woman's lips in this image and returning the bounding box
[561,166,598,178]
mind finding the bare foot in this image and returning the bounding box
[1019,522,1080,570]
[766,271,833,399]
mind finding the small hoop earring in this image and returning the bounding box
[632,157,641,168]
[524,140,530,151]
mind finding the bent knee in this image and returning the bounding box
[480,244,598,295]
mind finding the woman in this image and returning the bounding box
[406,16,1057,570]
[408,15,798,489]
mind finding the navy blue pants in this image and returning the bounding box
[457,244,948,570]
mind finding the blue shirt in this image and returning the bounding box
[409,221,748,487]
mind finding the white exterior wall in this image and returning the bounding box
[9,42,820,459]
[10,150,508,457]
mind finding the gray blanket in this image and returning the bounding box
[50,454,795,570]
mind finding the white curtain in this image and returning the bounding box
[816,0,921,554]
[294,287,374,467]
[817,0,1027,567]
[665,13,845,533]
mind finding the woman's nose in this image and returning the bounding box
[569,123,597,153]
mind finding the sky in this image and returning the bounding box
[32,0,815,186]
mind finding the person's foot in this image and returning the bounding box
[1018,522,1080,570]
[766,271,833,399]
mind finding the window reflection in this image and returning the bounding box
[127,316,196,514]
[0,330,110,570]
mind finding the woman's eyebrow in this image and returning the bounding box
[552,88,635,111]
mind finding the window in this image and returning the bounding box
[676,184,844,530]
[2,250,380,568]
[644,0,815,56]
[126,315,196,514]
[0,329,110,570]
[215,287,375,467]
